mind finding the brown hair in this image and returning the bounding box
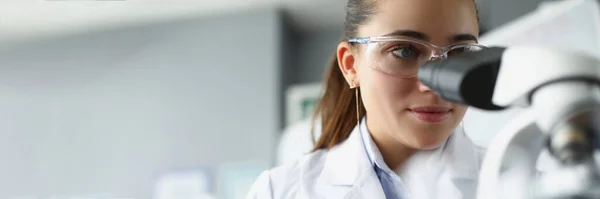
[311,0,481,151]
[310,0,375,151]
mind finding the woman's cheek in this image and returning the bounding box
[365,71,415,110]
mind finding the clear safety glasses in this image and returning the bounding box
[348,36,487,78]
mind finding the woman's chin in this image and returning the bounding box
[408,133,452,150]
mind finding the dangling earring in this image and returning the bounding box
[351,82,361,127]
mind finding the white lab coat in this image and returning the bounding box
[247,124,485,199]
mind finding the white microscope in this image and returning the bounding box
[419,45,600,199]
[415,0,600,197]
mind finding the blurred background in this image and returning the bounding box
[0,0,591,198]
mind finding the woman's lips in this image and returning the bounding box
[409,106,451,123]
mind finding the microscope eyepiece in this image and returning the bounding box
[418,47,507,111]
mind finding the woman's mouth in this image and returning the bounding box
[408,106,451,123]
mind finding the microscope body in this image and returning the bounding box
[419,46,600,198]
[481,47,600,198]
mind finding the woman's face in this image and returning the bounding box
[345,0,480,149]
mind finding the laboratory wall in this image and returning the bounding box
[487,0,545,28]
[0,8,281,199]
[285,27,343,85]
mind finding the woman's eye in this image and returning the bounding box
[447,47,468,56]
[391,46,420,59]
[448,45,484,56]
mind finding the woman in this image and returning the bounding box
[248,0,486,198]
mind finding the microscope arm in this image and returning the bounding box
[476,109,545,199]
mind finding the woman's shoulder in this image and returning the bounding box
[269,149,329,186]
[246,149,330,199]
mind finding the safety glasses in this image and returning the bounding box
[348,36,487,78]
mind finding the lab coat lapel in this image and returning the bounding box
[444,129,482,199]
[397,128,482,199]
[317,126,481,199]
[397,143,445,199]
[343,168,387,199]
[434,129,482,199]
[317,125,386,199]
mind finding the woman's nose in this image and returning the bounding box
[418,80,433,92]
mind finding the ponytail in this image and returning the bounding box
[311,51,366,151]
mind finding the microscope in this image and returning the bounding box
[419,46,600,199]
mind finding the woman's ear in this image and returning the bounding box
[337,42,359,87]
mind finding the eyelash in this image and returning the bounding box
[388,45,418,57]
[389,45,406,52]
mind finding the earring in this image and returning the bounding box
[350,82,356,89]
[354,82,361,127]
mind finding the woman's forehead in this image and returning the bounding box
[357,0,479,44]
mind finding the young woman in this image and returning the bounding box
[248,0,486,198]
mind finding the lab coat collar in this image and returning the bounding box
[443,127,483,179]
[318,124,387,199]
[319,123,482,198]
[395,127,482,198]
[319,124,372,186]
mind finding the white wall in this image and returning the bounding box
[0,9,280,199]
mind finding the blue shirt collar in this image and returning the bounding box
[359,116,450,175]
[359,117,397,174]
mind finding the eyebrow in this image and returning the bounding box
[452,34,478,42]
[382,30,430,41]
[381,29,478,43]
